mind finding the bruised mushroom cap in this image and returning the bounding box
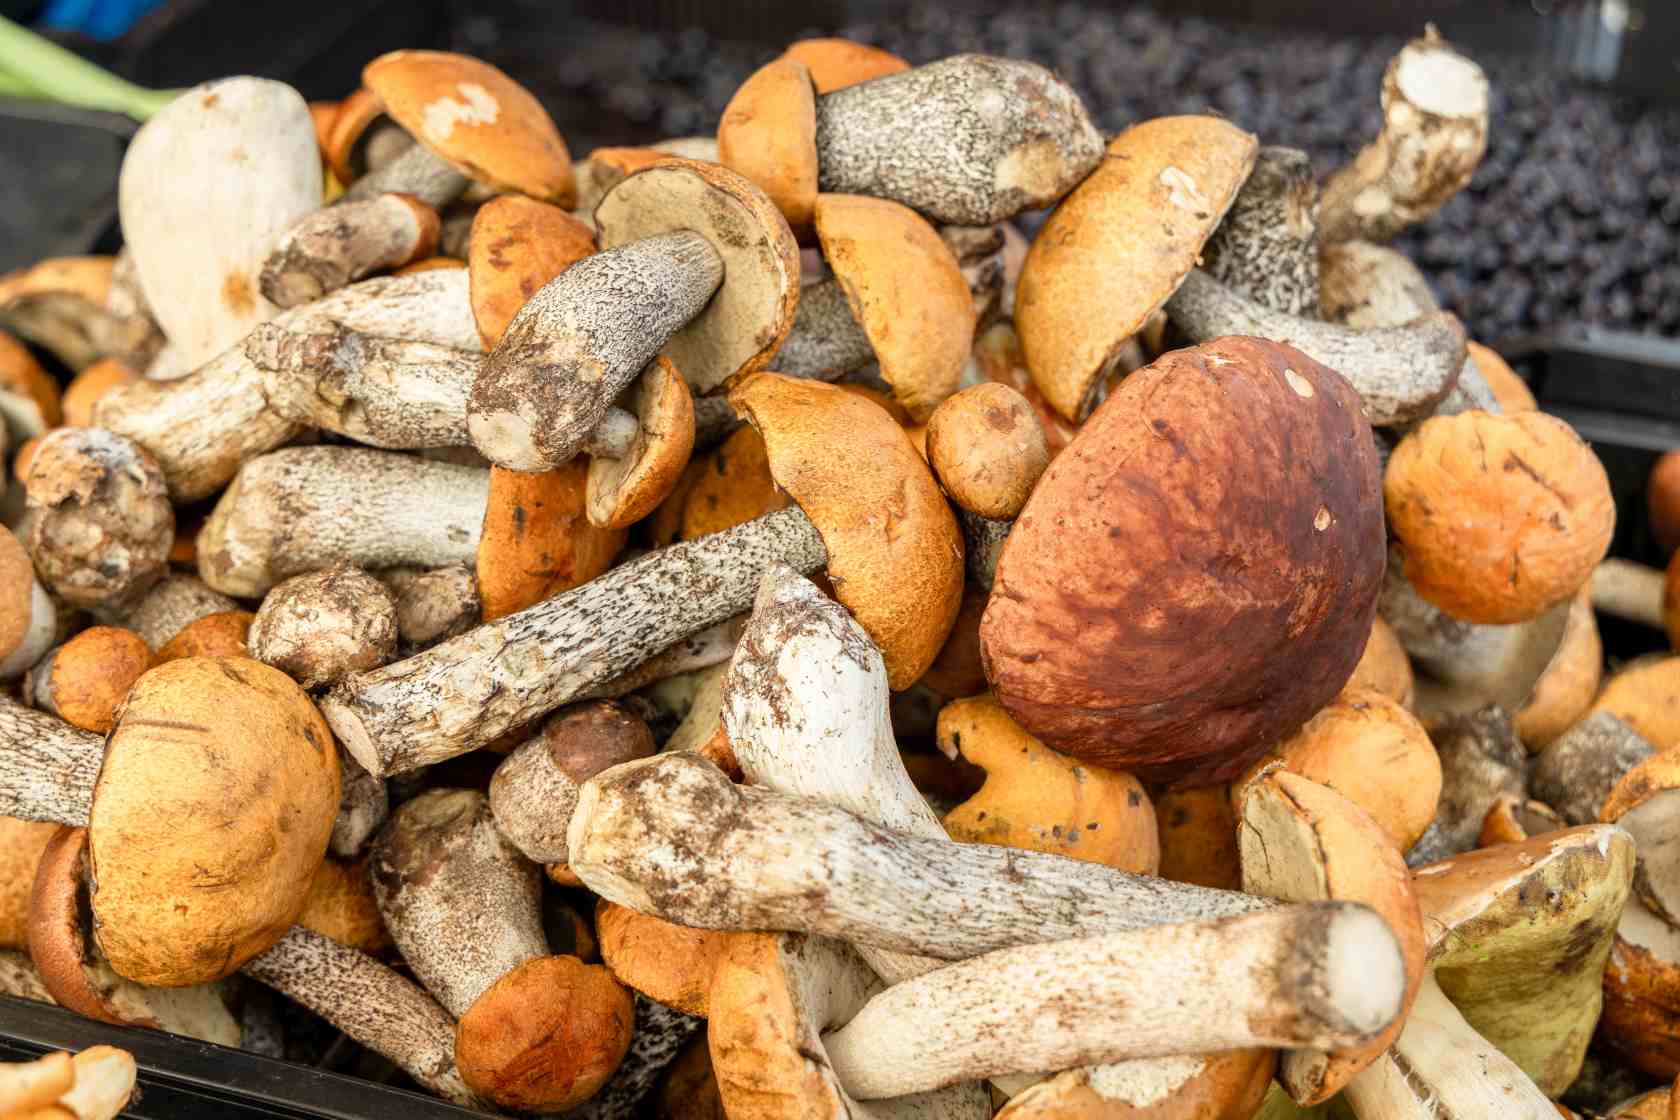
[26,626,155,734]
[1467,341,1536,412]
[781,39,909,92]
[595,901,729,1017]
[813,194,975,421]
[0,331,62,441]
[925,382,1049,519]
[980,337,1385,784]
[993,1051,1276,1120]
[467,195,595,349]
[729,373,963,689]
[1386,410,1614,625]
[1016,117,1258,422]
[1347,616,1415,708]
[0,818,56,949]
[587,356,696,530]
[595,159,799,395]
[475,459,626,621]
[89,657,340,986]
[718,58,819,237]
[363,50,576,206]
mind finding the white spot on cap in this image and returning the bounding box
[421,82,500,143]
[1159,166,1209,214]
[1314,507,1332,531]
[1285,369,1314,398]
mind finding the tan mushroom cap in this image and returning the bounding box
[681,424,791,541]
[468,195,595,349]
[324,87,387,184]
[31,626,154,734]
[1016,117,1258,421]
[1154,785,1242,891]
[596,159,798,394]
[363,50,576,206]
[0,530,40,669]
[1478,792,1565,847]
[595,900,729,1016]
[1347,615,1415,708]
[0,818,56,949]
[296,857,391,956]
[454,954,634,1113]
[588,356,696,529]
[476,458,627,621]
[62,359,137,428]
[938,693,1160,874]
[780,39,910,93]
[1238,768,1425,1104]
[730,373,963,689]
[917,583,987,699]
[813,193,976,421]
[1590,656,1680,751]
[1233,689,1439,852]
[994,1051,1276,1120]
[156,610,254,663]
[1467,341,1536,412]
[1386,410,1614,625]
[718,58,819,238]
[1601,897,1680,1078]
[89,657,340,986]
[0,331,62,439]
[925,382,1050,519]
[972,322,1086,458]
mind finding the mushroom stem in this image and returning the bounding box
[1201,146,1320,316]
[960,508,1010,590]
[1318,29,1490,245]
[692,395,741,452]
[1164,269,1465,426]
[340,140,470,209]
[1592,558,1666,630]
[1532,712,1655,826]
[774,277,878,382]
[260,194,440,308]
[242,925,486,1109]
[323,503,828,776]
[823,903,1402,1099]
[566,752,1272,961]
[0,698,101,826]
[582,407,640,460]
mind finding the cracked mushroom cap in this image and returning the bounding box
[1016,117,1258,422]
[729,373,963,689]
[363,50,575,205]
[718,58,819,237]
[468,194,595,349]
[925,382,1050,519]
[1386,410,1614,625]
[0,331,62,441]
[25,626,155,734]
[994,1052,1276,1120]
[475,458,626,621]
[980,336,1385,784]
[0,529,55,680]
[781,39,909,92]
[596,901,729,1017]
[587,355,696,530]
[595,159,798,395]
[89,657,340,986]
[813,193,976,421]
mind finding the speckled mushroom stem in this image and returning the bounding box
[468,231,723,472]
[567,752,1273,961]
[322,504,828,777]
[1590,558,1666,630]
[198,446,490,599]
[1319,29,1489,245]
[1532,712,1654,827]
[341,141,470,209]
[0,698,101,826]
[773,278,876,382]
[568,995,703,1120]
[243,926,487,1110]
[812,55,1104,226]
[331,746,389,859]
[580,614,741,702]
[1405,707,1526,868]
[1164,269,1465,427]
[260,194,439,309]
[1201,146,1320,316]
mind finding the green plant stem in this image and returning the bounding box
[0,16,176,122]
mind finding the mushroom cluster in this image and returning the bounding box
[0,20,1667,1120]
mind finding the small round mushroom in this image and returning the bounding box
[781,38,908,92]
[24,626,154,733]
[0,529,57,680]
[259,192,440,308]
[475,457,625,620]
[156,610,254,662]
[1386,410,1614,625]
[718,58,819,237]
[24,427,173,610]
[925,383,1049,519]
[249,565,399,690]
[1347,615,1415,707]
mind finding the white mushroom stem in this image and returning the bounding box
[341,141,470,209]
[260,193,438,308]
[1319,240,1440,329]
[243,926,487,1109]
[1165,269,1465,427]
[1319,29,1490,245]
[323,504,829,776]
[824,903,1403,1099]
[198,446,490,598]
[331,746,389,859]
[774,277,880,382]
[581,613,742,702]
[569,995,704,1120]
[0,698,101,826]
[1591,558,1666,630]
[1202,146,1320,317]
[1341,973,1555,1119]
[105,573,236,649]
[567,752,1272,960]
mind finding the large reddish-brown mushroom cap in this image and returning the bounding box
[730,373,964,689]
[980,336,1385,784]
[362,50,575,206]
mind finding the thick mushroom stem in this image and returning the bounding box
[1341,973,1555,1118]
[341,140,471,209]
[1164,269,1465,426]
[567,752,1272,960]
[1533,713,1655,826]
[259,193,440,308]
[823,903,1402,1099]
[198,446,490,598]
[1592,558,1667,630]
[468,230,724,472]
[1201,146,1320,316]
[773,278,876,382]
[961,509,1009,590]
[243,926,486,1109]
[0,699,102,826]
[322,503,828,776]
[1318,29,1490,245]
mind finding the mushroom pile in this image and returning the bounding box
[0,23,1668,1120]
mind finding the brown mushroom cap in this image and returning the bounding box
[718,58,819,238]
[27,627,154,734]
[1154,785,1242,891]
[680,424,791,541]
[0,530,43,672]
[595,160,798,395]
[324,87,389,185]
[0,331,63,439]
[1347,615,1415,708]
[1601,897,1680,1078]
[468,195,595,349]
[476,458,626,621]
[780,39,910,93]
[156,610,254,663]
[454,954,634,1112]
[0,817,56,949]
[587,356,696,530]
[972,322,1086,458]
[363,50,575,205]
[730,373,963,689]
[1016,117,1258,421]
[1386,410,1614,625]
[89,658,340,986]
[1467,341,1536,412]
[595,901,729,1017]
[925,382,1050,519]
[812,193,976,421]
[295,857,391,956]
[980,336,1385,784]
[62,359,136,428]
